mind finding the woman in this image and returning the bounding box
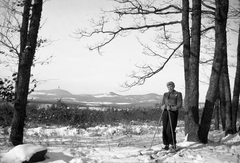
[161,81,182,151]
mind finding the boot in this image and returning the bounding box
[162,145,169,150]
[169,144,177,152]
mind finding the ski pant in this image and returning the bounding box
[162,110,178,146]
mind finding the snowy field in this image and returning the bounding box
[0,121,240,163]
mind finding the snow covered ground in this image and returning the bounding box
[0,121,240,163]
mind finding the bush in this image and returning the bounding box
[0,101,190,128]
[0,102,14,127]
[23,103,166,127]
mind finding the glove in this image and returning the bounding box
[167,105,171,110]
[161,104,166,111]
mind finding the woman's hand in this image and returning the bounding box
[161,104,166,111]
[166,105,171,110]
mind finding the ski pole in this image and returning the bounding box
[167,109,176,150]
[149,110,164,150]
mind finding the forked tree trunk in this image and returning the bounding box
[10,0,43,146]
[232,24,240,134]
[198,0,229,144]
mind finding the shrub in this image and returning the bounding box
[0,101,208,128]
[0,102,14,126]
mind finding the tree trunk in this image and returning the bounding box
[198,0,229,144]
[221,46,233,135]
[214,99,220,130]
[219,69,228,131]
[181,0,191,136]
[219,92,226,130]
[232,24,240,134]
[187,0,201,142]
[10,0,43,146]
[10,53,32,145]
[20,0,31,56]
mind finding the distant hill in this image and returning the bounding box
[28,89,163,107]
[34,89,73,96]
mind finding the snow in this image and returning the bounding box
[0,144,47,163]
[31,92,47,95]
[30,92,56,96]
[84,102,114,105]
[94,93,119,98]
[115,102,132,105]
[61,97,79,102]
[0,122,240,163]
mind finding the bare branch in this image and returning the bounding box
[201,0,215,12]
[122,42,183,89]
[0,0,52,70]
[113,2,182,15]
[74,0,221,91]
[199,59,213,64]
[140,42,168,59]
[75,20,181,52]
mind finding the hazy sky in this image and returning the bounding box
[0,0,239,102]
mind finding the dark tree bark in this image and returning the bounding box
[220,46,233,135]
[181,0,191,136]
[10,0,43,146]
[232,24,240,133]
[219,67,228,131]
[198,0,229,144]
[187,0,201,142]
[214,99,220,130]
[219,88,226,130]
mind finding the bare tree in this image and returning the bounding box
[0,0,51,81]
[196,0,239,137]
[198,0,229,143]
[182,0,201,142]
[181,0,191,136]
[0,0,44,145]
[0,0,49,66]
[232,23,240,133]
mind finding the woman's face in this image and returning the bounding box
[167,85,174,92]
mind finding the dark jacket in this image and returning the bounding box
[161,90,182,110]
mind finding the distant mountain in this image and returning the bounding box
[37,89,73,96]
[28,89,163,107]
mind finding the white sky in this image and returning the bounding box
[0,0,239,102]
